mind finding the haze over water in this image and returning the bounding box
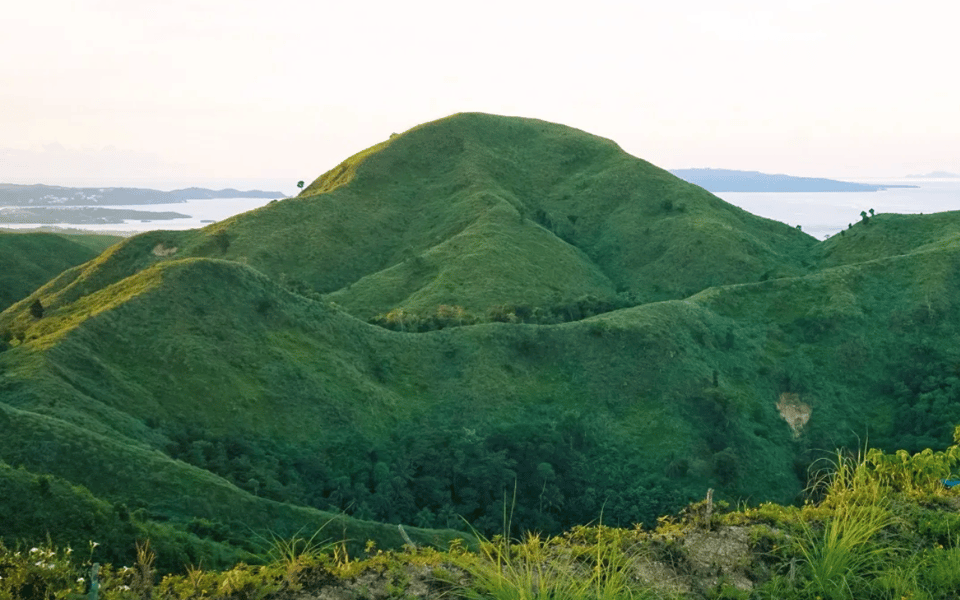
[715,179,960,240]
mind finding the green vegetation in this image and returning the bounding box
[0,230,122,311]
[6,433,960,598]
[3,113,960,579]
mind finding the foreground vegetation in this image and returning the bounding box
[7,430,960,600]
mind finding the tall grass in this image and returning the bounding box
[455,523,667,600]
[797,450,898,600]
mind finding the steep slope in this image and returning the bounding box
[0,231,122,312]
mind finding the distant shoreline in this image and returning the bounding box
[671,168,919,193]
[0,183,285,206]
[0,206,191,224]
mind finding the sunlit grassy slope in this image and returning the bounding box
[0,231,122,311]
[2,113,960,563]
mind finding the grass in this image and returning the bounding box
[457,529,658,600]
[8,428,960,599]
[0,230,121,312]
[797,488,895,599]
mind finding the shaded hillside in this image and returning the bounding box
[0,231,122,312]
[0,259,466,565]
[3,113,960,563]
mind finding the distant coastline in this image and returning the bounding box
[0,183,284,206]
[904,171,960,179]
[0,206,190,225]
[671,168,919,193]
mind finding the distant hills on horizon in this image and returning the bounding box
[671,168,919,192]
[0,183,284,206]
[904,170,960,179]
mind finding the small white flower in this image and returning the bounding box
[77,577,85,583]
[120,585,131,591]
[30,547,40,554]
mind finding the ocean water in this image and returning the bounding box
[2,180,958,241]
[715,179,960,241]
[0,197,280,234]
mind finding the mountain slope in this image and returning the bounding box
[0,231,122,313]
[5,232,960,535]
[813,211,960,267]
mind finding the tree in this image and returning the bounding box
[869,208,875,216]
[296,180,305,193]
[29,299,44,319]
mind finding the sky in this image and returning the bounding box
[2,0,958,195]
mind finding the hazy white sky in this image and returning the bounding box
[2,0,957,193]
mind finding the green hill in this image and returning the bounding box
[15,114,814,324]
[0,230,122,312]
[2,113,960,566]
[814,210,960,267]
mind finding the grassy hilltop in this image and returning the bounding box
[2,114,960,574]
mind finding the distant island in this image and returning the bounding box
[0,183,284,206]
[904,171,960,179]
[671,168,919,192]
[0,207,190,224]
